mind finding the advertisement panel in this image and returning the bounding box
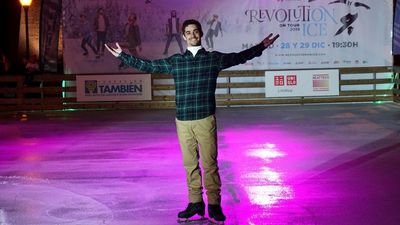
[265,69,339,97]
[76,74,152,101]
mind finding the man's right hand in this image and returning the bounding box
[105,42,123,57]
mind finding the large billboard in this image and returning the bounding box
[62,0,393,74]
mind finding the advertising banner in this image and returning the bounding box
[76,74,152,101]
[265,69,339,97]
[394,0,400,54]
[40,0,62,72]
[63,0,392,74]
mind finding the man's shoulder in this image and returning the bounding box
[170,53,185,58]
[165,53,186,61]
[207,50,224,56]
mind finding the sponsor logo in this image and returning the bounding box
[274,75,285,86]
[286,75,297,86]
[313,74,329,91]
[85,80,98,94]
[85,80,143,96]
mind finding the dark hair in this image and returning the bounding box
[181,19,203,36]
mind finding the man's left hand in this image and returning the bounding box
[262,33,280,48]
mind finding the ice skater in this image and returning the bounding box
[94,7,110,56]
[205,14,223,51]
[119,14,142,70]
[163,10,184,55]
[105,19,279,225]
[79,14,99,58]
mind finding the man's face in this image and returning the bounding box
[129,15,136,23]
[183,24,202,47]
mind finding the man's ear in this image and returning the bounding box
[182,35,187,41]
[198,29,204,38]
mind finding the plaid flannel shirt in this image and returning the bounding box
[118,43,265,121]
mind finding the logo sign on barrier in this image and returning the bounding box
[265,69,339,97]
[76,74,152,102]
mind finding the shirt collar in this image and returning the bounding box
[186,46,204,57]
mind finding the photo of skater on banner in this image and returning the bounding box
[62,0,392,74]
[393,0,400,54]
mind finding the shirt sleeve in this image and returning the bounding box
[218,43,265,70]
[118,52,172,74]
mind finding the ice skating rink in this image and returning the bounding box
[1,103,400,225]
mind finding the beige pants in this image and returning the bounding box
[175,115,221,205]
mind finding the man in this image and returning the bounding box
[94,7,109,56]
[105,19,279,225]
[205,14,223,51]
[125,14,142,56]
[79,14,99,58]
[119,14,142,70]
[163,10,184,55]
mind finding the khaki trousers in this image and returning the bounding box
[175,115,221,205]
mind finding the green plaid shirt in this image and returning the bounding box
[118,43,265,121]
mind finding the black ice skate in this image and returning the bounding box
[177,201,207,224]
[208,204,226,225]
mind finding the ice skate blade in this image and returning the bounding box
[208,218,224,225]
[177,216,208,224]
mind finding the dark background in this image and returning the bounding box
[0,0,23,72]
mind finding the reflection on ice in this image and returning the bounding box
[246,143,286,161]
[246,185,293,206]
[243,167,281,183]
[243,143,293,207]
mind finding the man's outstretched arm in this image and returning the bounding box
[219,33,279,70]
[105,42,172,74]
